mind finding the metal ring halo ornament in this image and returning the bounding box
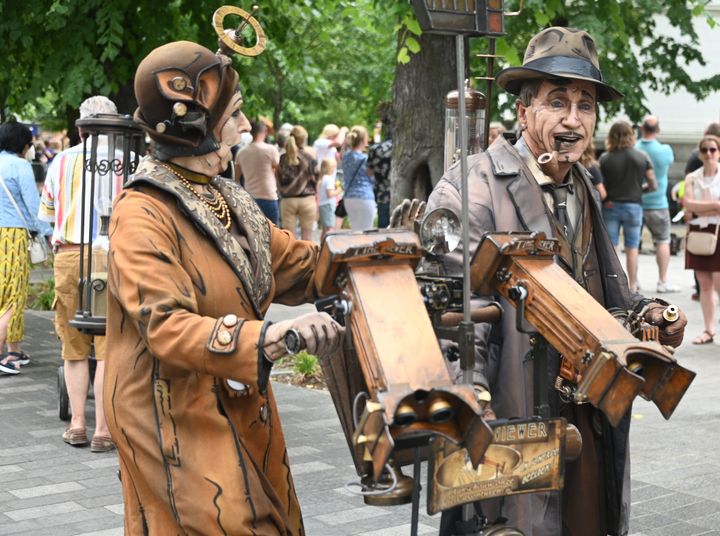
[213,5,267,57]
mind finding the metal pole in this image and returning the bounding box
[456,33,480,536]
[456,35,472,383]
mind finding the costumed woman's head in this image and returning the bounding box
[133,40,250,175]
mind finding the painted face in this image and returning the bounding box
[518,79,597,165]
[213,90,249,172]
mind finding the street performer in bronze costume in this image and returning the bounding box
[426,28,687,535]
[104,40,343,534]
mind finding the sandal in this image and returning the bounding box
[6,351,31,366]
[692,330,715,345]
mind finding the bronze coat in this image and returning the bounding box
[427,137,641,536]
[105,156,317,535]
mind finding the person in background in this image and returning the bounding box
[580,142,607,200]
[235,120,280,224]
[487,121,506,146]
[600,120,657,293]
[38,96,119,452]
[685,122,720,300]
[368,119,393,228]
[0,120,48,375]
[342,125,375,230]
[277,125,318,240]
[683,134,720,345]
[313,123,347,171]
[318,157,341,241]
[636,116,679,293]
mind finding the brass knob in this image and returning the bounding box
[428,398,454,424]
[564,424,583,461]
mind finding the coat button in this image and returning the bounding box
[223,314,238,327]
[259,404,268,422]
[217,330,232,346]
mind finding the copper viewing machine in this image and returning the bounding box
[470,232,695,426]
[70,114,143,335]
[314,230,494,484]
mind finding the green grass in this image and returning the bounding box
[27,278,55,310]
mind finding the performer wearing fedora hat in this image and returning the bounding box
[427,27,686,536]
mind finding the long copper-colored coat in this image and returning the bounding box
[105,157,317,535]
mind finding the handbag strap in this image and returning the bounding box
[345,155,364,192]
[0,173,32,234]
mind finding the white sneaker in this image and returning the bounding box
[656,281,681,293]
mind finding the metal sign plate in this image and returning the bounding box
[427,417,566,515]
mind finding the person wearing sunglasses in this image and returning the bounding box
[683,135,720,344]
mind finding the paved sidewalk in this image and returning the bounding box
[0,250,718,535]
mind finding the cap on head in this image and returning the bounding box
[79,96,118,118]
[133,40,239,156]
[496,27,622,102]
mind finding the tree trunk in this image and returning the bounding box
[390,33,460,208]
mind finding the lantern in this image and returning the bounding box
[444,86,486,171]
[411,0,505,36]
[69,114,144,335]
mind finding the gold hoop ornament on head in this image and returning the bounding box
[213,5,267,57]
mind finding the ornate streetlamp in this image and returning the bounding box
[69,114,144,335]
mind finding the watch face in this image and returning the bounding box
[419,208,461,256]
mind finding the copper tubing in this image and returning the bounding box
[440,304,502,327]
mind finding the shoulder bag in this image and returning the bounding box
[0,173,48,264]
[686,224,719,256]
[335,158,363,218]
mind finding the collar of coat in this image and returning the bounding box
[126,156,272,318]
[485,136,596,276]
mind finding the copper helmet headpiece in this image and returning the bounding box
[134,40,239,157]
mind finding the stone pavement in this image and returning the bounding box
[1,248,718,535]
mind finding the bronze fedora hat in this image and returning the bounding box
[496,27,623,101]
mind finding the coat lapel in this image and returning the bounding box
[128,157,272,318]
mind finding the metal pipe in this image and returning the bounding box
[455,36,472,379]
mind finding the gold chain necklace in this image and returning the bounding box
[159,163,232,230]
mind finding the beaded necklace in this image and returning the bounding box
[159,162,232,230]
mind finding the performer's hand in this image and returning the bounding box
[643,301,687,348]
[389,198,426,230]
[473,385,496,421]
[264,312,344,361]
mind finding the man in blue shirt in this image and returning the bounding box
[636,116,678,293]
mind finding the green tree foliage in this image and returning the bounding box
[0,0,396,139]
[474,0,719,122]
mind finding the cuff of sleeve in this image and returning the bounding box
[257,321,274,395]
[206,314,244,354]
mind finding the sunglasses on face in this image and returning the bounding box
[700,146,718,154]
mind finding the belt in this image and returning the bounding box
[54,244,85,253]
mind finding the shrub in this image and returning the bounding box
[27,278,55,311]
[293,351,319,377]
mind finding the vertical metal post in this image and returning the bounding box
[456,35,472,384]
[456,33,481,536]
